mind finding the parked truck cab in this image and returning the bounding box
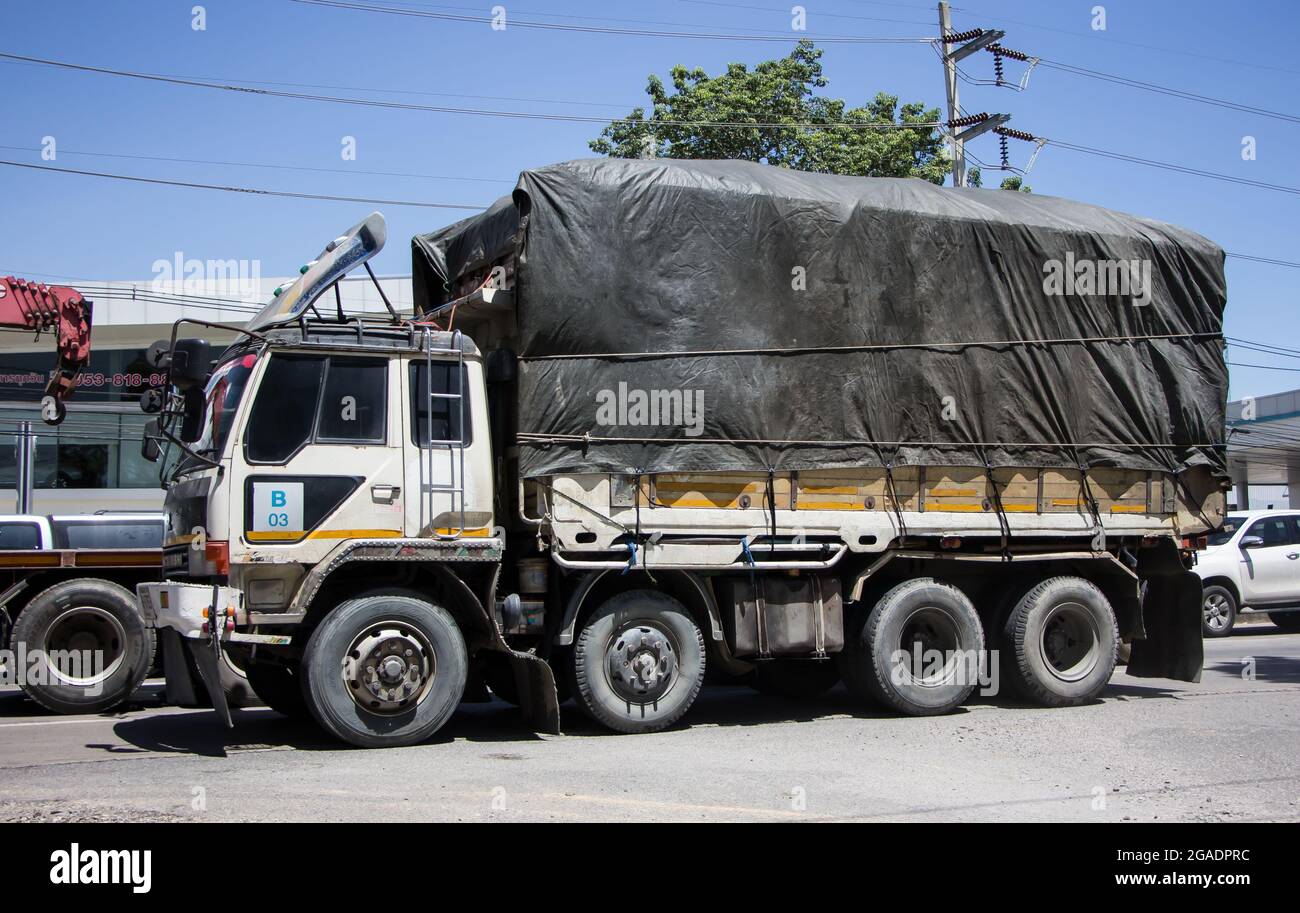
[138,171,1227,749]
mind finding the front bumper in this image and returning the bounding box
[137,581,246,638]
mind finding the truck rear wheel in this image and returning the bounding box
[838,578,984,716]
[572,590,706,734]
[10,578,154,715]
[245,661,310,719]
[1001,576,1118,707]
[302,595,467,748]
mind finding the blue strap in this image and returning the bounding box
[621,540,637,575]
[740,536,756,567]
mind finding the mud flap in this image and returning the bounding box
[506,650,561,735]
[190,632,234,728]
[1127,569,1204,683]
[159,628,233,727]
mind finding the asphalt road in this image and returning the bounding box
[1,627,1297,823]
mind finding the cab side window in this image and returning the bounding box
[246,355,388,463]
[316,359,388,443]
[409,362,472,446]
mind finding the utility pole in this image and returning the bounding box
[937,3,1005,188]
[938,2,964,187]
[15,421,35,514]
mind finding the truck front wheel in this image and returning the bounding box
[1001,576,1118,707]
[302,595,467,748]
[10,578,155,715]
[572,590,706,734]
[838,578,984,716]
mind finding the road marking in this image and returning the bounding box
[0,717,128,728]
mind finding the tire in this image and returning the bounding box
[302,595,467,748]
[245,661,310,719]
[752,659,840,699]
[838,578,984,716]
[1271,612,1300,633]
[9,578,155,715]
[1002,576,1118,707]
[572,590,706,734]
[1201,585,1237,637]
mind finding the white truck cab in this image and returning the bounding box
[1196,510,1300,636]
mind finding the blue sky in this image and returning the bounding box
[0,0,1295,399]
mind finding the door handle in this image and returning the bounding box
[1288,553,1299,560]
[371,484,400,504]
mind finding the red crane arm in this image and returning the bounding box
[0,276,93,424]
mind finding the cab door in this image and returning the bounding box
[230,352,404,565]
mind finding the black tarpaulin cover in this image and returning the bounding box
[412,158,1227,482]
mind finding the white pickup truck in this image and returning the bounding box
[1196,510,1300,636]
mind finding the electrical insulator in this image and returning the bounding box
[994,53,1005,86]
[944,28,984,44]
[995,126,1037,143]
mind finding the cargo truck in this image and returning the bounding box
[136,160,1229,748]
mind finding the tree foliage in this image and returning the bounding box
[589,41,951,184]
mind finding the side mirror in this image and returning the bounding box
[179,387,206,443]
[1239,535,1265,550]
[141,419,162,463]
[147,338,212,389]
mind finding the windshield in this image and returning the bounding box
[177,352,257,472]
[1207,515,1248,546]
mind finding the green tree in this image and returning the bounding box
[999,175,1031,193]
[589,40,951,184]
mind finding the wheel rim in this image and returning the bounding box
[894,606,963,688]
[342,622,437,714]
[1038,601,1101,682]
[604,620,680,704]
[1203,593,1231,631]
[42,606,128,688]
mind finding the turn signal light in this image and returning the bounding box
[205,540,230,574]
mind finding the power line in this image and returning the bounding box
[1036,58,1300,126]
[1224,252,1300,269]
[1227,337,1300,357]
[0,144,513,186]
[288,0,938,41]
[0,51,943,131]
[0,159,488,210]
[4,145,1298,272]
[950,4,1300,77]
[1043,139,1300,197]
[1227,341,1300,361]
[1228,361,1300,373]
[677,0,933,28]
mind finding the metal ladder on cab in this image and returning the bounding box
[418,327,468,540]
